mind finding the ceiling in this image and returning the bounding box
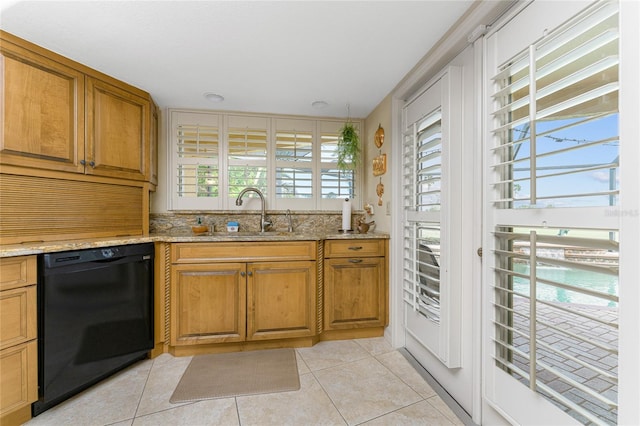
[0,1,474,119]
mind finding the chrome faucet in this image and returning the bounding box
[285,209,294,233]
[235,187,271,232]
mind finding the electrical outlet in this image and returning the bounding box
[386,201,391,215]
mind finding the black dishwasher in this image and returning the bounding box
[34,243,154,416]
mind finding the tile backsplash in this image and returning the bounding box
[150,211,367,234]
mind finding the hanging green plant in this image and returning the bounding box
[336,120,360,170]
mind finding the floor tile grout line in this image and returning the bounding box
[352,399,433,426]
[373,351,436,401]
[309,363,353,425]
[234,396,242,426]
[130,356,156,422]
[307,348,426,426]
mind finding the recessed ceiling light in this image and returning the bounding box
[204,92,224,103]
[312,100,328,109]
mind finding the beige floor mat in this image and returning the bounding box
[170,348,300,403]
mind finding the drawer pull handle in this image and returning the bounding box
[348,246,363,251]
[348,259,363,263]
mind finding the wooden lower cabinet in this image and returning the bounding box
[324,257,386,329]
[247,261,316,340]
[323,239,388,331]
[171,263,246,345]
[0,256,37,424]
[169,242,318,348]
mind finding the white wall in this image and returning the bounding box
[363,94,393,233]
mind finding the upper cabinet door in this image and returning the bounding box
[86,77,150,181]
[0,39,85,173]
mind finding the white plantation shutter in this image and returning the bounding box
[402,67,462,368]
[170,111,221,210]
[318,120,358,210]
[168,111,363,211]
[403,110,443,323]
[486,2,620,423]
[274,118,315,209]
[227,115,269,200]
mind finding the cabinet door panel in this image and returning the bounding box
[0,340,37,416]
[171,263,246,345]
[324,257,386,329]
[86,77,150,181]
[1,41,84,173]
[247,261,316,340]
[0,256,37,291]
[0,286,36,351]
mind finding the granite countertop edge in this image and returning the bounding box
[0,231,390,258]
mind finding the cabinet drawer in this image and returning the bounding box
[0,286,37,350]
[324,239,385,258]
[0,256,37,291]
[172,241,317,263]
[0,340,38,416]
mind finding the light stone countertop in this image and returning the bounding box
[0,230,389,258]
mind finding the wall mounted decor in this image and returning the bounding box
[373,153,387,176]
[376,179,384,206]
[374,124,385,148]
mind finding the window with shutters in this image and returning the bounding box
[227,115,268,200]
[170,111,222,210]
[404,109,443,323]
[488,2,620,423]
[318,121,357,209]
[274,118,315,209]
[168,110,361,211]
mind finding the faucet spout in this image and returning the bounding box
[235,187,271,232]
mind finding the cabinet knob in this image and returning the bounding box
[80,159,86,166]
[348,259,363,263]
[89,161,96,168]
[240,271,246,277]
[247,271,253,276]
[348,246,363,251]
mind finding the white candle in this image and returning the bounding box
[342,198,352,231]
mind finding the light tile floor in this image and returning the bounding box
[26,338,464,426]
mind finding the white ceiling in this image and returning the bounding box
[0,1,474,119]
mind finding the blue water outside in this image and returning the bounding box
[512,264,618,307]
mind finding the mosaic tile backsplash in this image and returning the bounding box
[150,211,369,234]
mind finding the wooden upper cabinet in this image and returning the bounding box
[86,77,150,181]
[0,31,155,184]
[0,38,85,173]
